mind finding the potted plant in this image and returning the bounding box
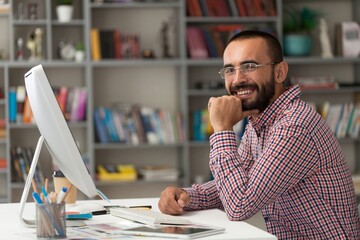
[74,41,85,62]
[56,0,73,23]
[283,7,320,56]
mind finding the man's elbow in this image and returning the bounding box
[226,211,249,221]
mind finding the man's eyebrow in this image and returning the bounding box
[223,60,258,68]
[223,63,233,68]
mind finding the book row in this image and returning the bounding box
[94,106,184,145]
[320,102,360,139]
[192,108,248,142]
[10,146,44,183]
[91,28,141,61]
[8,86,87,123]
[186,0,277,17]
[186,25,275,59]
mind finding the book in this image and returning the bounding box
[186,27,209,59]
[262,0,276,16]
[10,147,23,182]
[75,88,87,121]
[91,28,101,61]
[291,75,338,90]
[243,0,255,16]
[253,0,266,16]
[9,87,17,123]
[22,96,34,123]
[130,105,147,144]
[216,0,231,17]
[0,158,6,169]
[138,165,179,181]
[111,109,128,143]
[186,0,202,17]
[64,88,75,121]
[94,108,110,143]
[57,86,68,114]
[70,88,81,122]
[97,164,137,181]
[99,30,115,59]
[113,29,122,59]
[103,107,120,142]
[236,0,247,16]
[227,0,239,17]
[140,107,159,144]
[198,0,209,16]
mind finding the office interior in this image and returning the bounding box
[0,0,359,222]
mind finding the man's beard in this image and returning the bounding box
[228,74,275,112]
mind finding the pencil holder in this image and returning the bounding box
[36,202,66,239]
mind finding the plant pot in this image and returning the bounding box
[75,50,85,62]
[56,5,73,23]
[283,34,313,56]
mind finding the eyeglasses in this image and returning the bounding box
[218,62,279,80]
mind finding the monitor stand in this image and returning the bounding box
[18,136,44,227]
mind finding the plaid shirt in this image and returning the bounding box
[184,85,360,239]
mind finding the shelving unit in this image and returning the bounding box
[0,0,359,202]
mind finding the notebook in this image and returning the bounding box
[110,207,192,225]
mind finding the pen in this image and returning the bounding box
[128,205,152,209]
[41,186,51,203]
[44,178,49,192]
[57,187,68,204]
[32,192,43,204]
[103,205,152,213]
[31,179,38,194]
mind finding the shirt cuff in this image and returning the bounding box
[181,187,200,209]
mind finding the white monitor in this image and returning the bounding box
[19,64,98,226]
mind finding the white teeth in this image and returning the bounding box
[237,90,251,95]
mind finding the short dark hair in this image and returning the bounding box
[228,30,283,63]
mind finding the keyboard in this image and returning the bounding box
[109,207,192,225]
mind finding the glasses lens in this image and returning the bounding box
[241,63,257,73]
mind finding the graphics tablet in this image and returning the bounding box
[118,224,225,239]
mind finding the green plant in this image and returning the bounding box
[283,7,321,34]
[75,41,84,51]
[57,0,73,5]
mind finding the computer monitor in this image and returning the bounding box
[19,64,98,227]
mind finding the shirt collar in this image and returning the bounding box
[249,85,301,135]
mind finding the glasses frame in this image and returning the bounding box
[218,62,279,80]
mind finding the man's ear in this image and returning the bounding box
[274,61,288,84]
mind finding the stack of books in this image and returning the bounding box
[96,164,137,181]
[138,165,179,181]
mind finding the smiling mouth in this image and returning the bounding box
[236,89,252,96]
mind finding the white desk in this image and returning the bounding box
[1,198,277,239]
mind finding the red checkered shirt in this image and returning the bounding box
[183,85,360,239]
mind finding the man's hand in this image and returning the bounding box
[208,96,257,133]
[158,186,190,215]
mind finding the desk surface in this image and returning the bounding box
[1,198,276,239]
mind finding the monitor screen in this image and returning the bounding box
[19,64,98,226]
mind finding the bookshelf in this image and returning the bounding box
[0,0,360,203]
